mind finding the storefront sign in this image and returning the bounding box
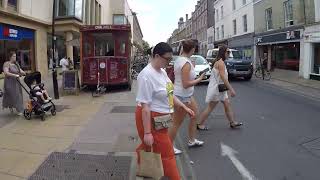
[286,31,296,40]
[0,24,34,40]
[257,30,301,45]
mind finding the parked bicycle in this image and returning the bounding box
[255,64,271,80]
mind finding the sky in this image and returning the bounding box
[128,0,198,46]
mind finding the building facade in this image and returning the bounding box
[253,0,315,73]
[300,0,320,80]
[192,0,208,56]
[0,0,143,76]
[206,0,215,50]
[214,0,255,60]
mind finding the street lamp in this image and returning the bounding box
[52,0,59,99]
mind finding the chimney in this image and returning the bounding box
[186,14,189,21]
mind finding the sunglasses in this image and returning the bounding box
[161,55,173,62]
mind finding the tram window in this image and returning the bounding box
[92,33,115,56]
[120,41,126,55]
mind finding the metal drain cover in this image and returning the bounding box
[110,106,136,113]
[28,152,134,180]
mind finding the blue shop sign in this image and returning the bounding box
[0,24,34,40]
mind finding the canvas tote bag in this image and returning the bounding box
[137,148,164,180]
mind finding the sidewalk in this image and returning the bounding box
[0,71,142,180]
[258,69,320,101]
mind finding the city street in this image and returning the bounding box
[176,79,320,180]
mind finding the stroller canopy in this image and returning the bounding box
[24,71,41,88]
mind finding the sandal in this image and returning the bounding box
[230,122,243,129]
[197,124,209,131]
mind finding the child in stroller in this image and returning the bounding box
[20,71,56,121]
[31,80,52,103]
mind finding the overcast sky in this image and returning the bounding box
[128,0,198,46]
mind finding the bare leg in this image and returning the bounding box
[198,101,219,127]
[188,97,199,142]
[222,99,235,124]
[42,90,50,99]
[169,105,187,142]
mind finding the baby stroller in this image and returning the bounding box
[18,71,56,121]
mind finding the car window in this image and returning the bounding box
[212,50,218,59]
[231,50,242,59]
[191,56,207,65]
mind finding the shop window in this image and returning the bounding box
[265,8,273,30]
[274,43,300,71]
[8,0,17,11]
[92,33,114,57]
[120,41,126,55]
[284,0,294,27]
[313,44,320,74]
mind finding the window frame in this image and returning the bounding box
[221,6,224,19]
[265,8,273,30]
[55,0,84,21]
[233,19,237,35]
[217,27,220,40]
[113,14,127,25]
[221,25,224,39]
[284,0,294,27]
[7,0,18,11]
[243,14,248,32]
[232,0,236,10]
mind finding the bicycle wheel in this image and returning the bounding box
[264,71,271,80]
[255,68,262,78]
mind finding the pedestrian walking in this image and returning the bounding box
[169,39,205,155]
[198,45,243,130]
[2,51,26,116]
[59,56,69,73]
[135,42,194,180]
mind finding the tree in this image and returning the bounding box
[142,40,150,55]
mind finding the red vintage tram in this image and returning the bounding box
[80,25,132,90]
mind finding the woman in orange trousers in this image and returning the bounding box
[135,42,194,180]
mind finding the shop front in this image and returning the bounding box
[228,33,254,60]
[0,23,35,73]
[255,29,302,71]
[301,24,320,80]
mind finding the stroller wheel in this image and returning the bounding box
[24,109,32,120]
[40,114,45,121]
[51,107,56,116]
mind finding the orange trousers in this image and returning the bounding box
[136,106,180,180]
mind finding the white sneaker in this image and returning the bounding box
[17,112,23,116]
[188,139,204,147]
[173,147,182,155]
[47,97,52,100]
[44,100,49,103]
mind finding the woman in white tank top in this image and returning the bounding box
[169,40,206,154]
[198,46,243,130]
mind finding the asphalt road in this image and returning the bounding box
[175,79,320,180]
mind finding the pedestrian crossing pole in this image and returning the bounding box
[52,0,59,99]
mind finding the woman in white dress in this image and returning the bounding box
[198,45,242,130]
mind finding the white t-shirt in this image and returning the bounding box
[136,64,174,114]
[59,58,69,71]
[174,56,196,97]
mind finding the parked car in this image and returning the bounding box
[166,55,211,83]
[190,55,212,81]
[206,48,253,80]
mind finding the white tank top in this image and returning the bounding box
[174,56,196,97]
